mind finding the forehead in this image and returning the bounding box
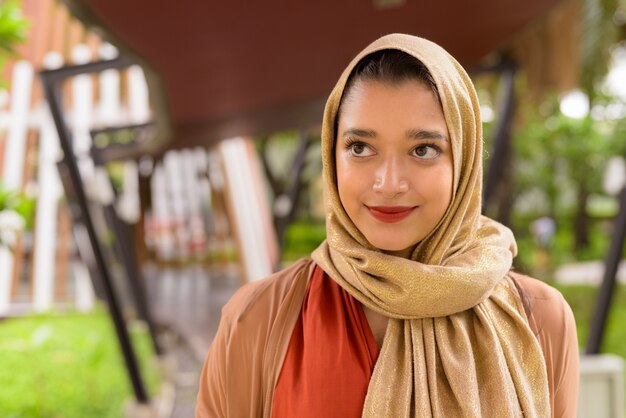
[337,79,447,131]
[343,77,436,101]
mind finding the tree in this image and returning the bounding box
[0,0,28,85]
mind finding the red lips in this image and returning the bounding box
[367,206,416,223]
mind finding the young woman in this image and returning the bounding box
[196,33,579,417]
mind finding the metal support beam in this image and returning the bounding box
[91,123,157,163]
[586,182,626,354]
[55,162,106,301]
[40,56,134,83]
[274,130,311,252]
[482,58,518,211]
[100,176,163,355]
[91,122,163,357]
[40,60,150,404]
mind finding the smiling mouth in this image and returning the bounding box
[366,206,417,223]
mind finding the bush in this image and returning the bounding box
[281,220,326,262]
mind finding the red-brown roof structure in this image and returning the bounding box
[64,0,562,149]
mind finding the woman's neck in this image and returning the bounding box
[362,305,389,348]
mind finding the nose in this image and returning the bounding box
[373,157,409,197]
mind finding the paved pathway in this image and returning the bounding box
[143,263,240,418]
[554,260,626,285]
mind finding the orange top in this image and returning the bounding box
[195,259,579,417]
[272,265,379,418]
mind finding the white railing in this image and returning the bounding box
[0,42,277,316]
[0,44,152,315]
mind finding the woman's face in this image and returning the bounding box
[335,79,453,252]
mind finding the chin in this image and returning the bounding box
[369,238,415,253]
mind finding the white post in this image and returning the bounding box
[151,163,174,260]
[117,161,140,224]
[179,149,206,257]
[219,137,277,282]
[97,43,121,126]
[578,354,625,418]
[70,44,95,311]
[0,61,33,314]
[190,148,209,255]
[164,151,189,261]
[127,65,150,124]
[31,52,64,313]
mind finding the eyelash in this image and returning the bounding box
[412,142,442,159]
[344,137,443,160]
[344,138,369,155]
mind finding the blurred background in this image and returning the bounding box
[0,0,625,416]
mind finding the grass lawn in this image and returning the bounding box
[0,309,161,418]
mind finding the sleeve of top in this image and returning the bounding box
[513,273,580,418]
[194,281,268,418]
[546,290,579,418]
[195,314,229,417]
[194,258,312,418]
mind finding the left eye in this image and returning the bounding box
[413,145,440,160]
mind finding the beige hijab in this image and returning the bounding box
[311,34,549,417]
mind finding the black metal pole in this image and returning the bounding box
[482,59,518,211]
[101,200,163,355]
[92,143,162,356]
[41,71,149,403]
[275,130,311,253]
[586,183,626,354]
[55,162,106,301]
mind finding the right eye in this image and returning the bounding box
[347,140,374,157]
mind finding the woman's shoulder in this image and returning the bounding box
[220,258,314,326]
[508,270,573,329]
[196,260,315,417]
[508,270,580,414]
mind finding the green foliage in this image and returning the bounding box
[106,162,126,191]
[514,99,621,214]
[0,0,27,54]
[0,310,161,418]
[509,88,626,269]
[0,183,36,249]
[281,220,326,262]
[580,0,624,99]
[0,0,28,84]
[0,183,35,229]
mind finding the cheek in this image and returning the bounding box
[336,161,356,203]
[422,162,454,208]
[335,150,352,208]
[335,155,370,212]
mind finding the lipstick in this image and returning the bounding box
[367,206,416,223]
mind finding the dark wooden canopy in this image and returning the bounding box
[64,0,561,151]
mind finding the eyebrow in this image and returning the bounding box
[341,128,448,142]
[406,129,448,142]
[342,128,377,138]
